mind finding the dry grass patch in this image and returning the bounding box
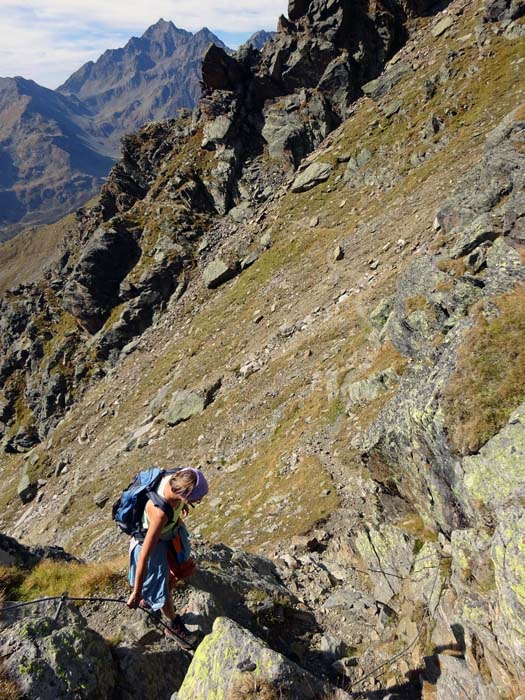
[0,565,26,603]
[357,340,409,379]
[17,557,127,601]
[442,285,525,453]
[436,258,467,277]
[0,664,22,700]
[229,676,279,700]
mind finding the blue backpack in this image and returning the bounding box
[112,467,180,537]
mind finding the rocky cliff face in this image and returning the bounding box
[1,0,525,698]
[197,0,434,211]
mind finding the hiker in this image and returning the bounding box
[126,467,209,647]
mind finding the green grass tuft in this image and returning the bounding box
[442,285,525,454]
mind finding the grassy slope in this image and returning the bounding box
[0,1,524,561]
[0,198,97,294]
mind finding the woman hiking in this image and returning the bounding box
[126,467,209,649]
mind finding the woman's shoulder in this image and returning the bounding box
[145,498,169,523]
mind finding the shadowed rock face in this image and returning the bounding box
[198,0,441,211]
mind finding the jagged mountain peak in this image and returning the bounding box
[141,17,192,42]
[245,29,276,49]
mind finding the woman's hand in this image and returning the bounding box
[127,589,142,608]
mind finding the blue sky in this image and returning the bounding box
[0,1,287,88]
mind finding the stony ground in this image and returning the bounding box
[1,0,525,698]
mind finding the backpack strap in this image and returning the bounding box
[147,490,174,522]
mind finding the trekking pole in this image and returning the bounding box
[54,591,68,621]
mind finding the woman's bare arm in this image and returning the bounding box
[127,502,167,608]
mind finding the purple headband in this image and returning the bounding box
[180,467,209,501]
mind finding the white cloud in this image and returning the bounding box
[0,0,287,87]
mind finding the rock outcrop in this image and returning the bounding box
[0,607,116,700]
[198,0,436,210]
[360,103,525,698]
[177,617,350,700]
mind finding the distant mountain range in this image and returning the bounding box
[0,21,275,241]
[244,30,276,50]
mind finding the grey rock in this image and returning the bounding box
[203,259,239,289]
[63,226,141,334]
[228,201,254,223]
[355,524,414,603]
[291,161,333,193]
[260,232,273,248]
[341,369,399,409]
[485,0,525,22]
[432,15,455,37]
[435,655,490,700]
[382,99,402,118]
[503,20,525,39]
[240,251,260,270]
[114,644,188,700]
[165,391,206,426]
[150,385,170,417]
[202,115,234,149]
[0,607,116,700]
[262,105,308,161]
[370,296,394,331]
[320,633,346,661]
[463,402,525,511]
[177,617,350,700]
[94,491,109,508]
[190,542,294,628]
[361,61,413,100]
[449,213,502,258]
[18,464,38,504]
[333,245,345,261]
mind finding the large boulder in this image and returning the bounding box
[0,607,116,700]
[17,463,38,504]
[203,259,239,289]
[463,402,525,511]
[177,617,350,700]
[290,161,332,192]
[165,391,206,426]
[484,0,525,22]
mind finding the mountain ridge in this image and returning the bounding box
[0,20,230,241]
